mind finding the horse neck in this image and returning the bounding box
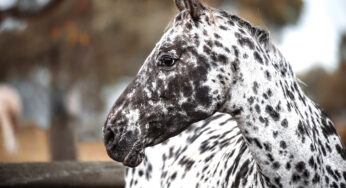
[219,41,341,185]
[222,40,313,119]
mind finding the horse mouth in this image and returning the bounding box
[106,139,145,167]
[103,125,145,167]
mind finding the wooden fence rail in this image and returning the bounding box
[0,162,125,187]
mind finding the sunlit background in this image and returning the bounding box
[0,0,345,162]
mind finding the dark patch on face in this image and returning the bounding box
[259,116,269,127]
[182,102,198,114]
[252,82,259,94]
[185,22,192,30]
[219,10,229,17]
[227,20,235,26]
[217,54,228,64]
[247,97,254,105]
[265,105,280,121]
[195,86,212,107]
[281,119,288,128]
[219,25,228,30]
[291,173,301,183]
[138,170,143,177]
[286,88,295,100]
[230,15,240,22]
[206,40,213,48]
[232,45,239,58]
[251,138,263,149]
[165,77,182,99]
[214,40,223,48]
[203,29,208,36]
[175,13,183,22]
[224,47,230,53]
[280,141,287,149]
[302,170,310,179]
[321,118,338,139]
[182,82,193,97]
[325,176,330,185]
[231,107,243,117]
[254,51,263,64]
[308,157,315,168]
[203,45,212,55]
[326,165,339,181]
[238,37,254,50]
[145,163,152,180]
[312,173,320,184]
[205,16,210,25]
[264,70,271,81]
[274,177,282,187]
[239,28,246,34]
[266,153,274,162]
[231,60,239,72]
[255,104,261,113]
[159,38,187,56]
[263,142,272,152]
[210,52,217,62]
[272,161,280,170]
[297,121,306,135]
[267,89,273,97]
[193,33,200,46]
[234,32,242,39]
[335,144,346,160]
[295,161,306,172]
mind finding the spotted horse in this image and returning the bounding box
[103,0,346,187]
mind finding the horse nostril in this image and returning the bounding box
[104,127,116,148]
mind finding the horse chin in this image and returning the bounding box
[106,139,145,167]
[122,140,145,167]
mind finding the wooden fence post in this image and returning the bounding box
[0,162,125,187]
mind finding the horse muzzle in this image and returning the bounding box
[103,126,145,167]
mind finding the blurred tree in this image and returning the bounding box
[226,0,303,27]
[50,86,76,161]
[0,0,86,161]
[0,0,62,21]
[300,34,346,116]
[319,35,346,115]
[298,66,328,102]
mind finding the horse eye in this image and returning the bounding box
[159,55,176,67]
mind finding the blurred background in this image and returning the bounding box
[0,0,345,162]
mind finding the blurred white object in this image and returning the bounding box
[0,84,22,154]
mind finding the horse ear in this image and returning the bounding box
[175,0,205,21]
[175,0,186,12]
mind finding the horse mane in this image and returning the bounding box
[168,6,271,50]
[229,13,270,48]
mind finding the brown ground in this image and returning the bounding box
[0,125,112,162]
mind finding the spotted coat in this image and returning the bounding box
[103,0,346,187]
